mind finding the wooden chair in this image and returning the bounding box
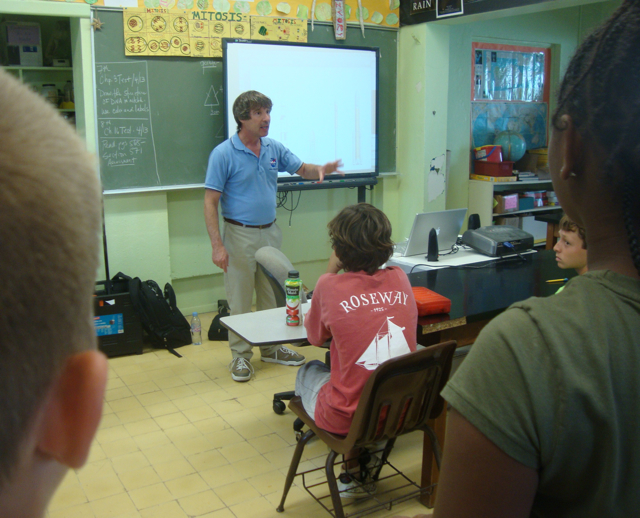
[276,340,456,518]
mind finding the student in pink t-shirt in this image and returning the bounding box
[295,203,418,497]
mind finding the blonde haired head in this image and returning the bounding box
[0,69,101,488]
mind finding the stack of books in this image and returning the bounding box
[517,171,538,181]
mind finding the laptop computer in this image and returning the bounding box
[403,208,468,257]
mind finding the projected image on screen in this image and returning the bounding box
[224,40,378,179]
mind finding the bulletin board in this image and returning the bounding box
[470,42,550,150]
[64,0,401,28]
[121,9,308,57]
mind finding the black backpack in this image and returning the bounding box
[208,300,230,341]
[128,277,191,357]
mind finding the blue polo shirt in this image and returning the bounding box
[205,134,303,226]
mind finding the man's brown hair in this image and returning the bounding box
[232,90,272,132]
[328,203,394,275]
[0,70,101,489]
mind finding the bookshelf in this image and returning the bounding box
[4,65,75,123]
[468,178,561,242]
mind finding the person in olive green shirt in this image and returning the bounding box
[434,2,640,516]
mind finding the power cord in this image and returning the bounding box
[501,242,527,262]
[276,190,302,226]
[407,251,528,275]
[438,244,460,257]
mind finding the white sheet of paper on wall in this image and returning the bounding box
[428,153,446,202]
[333,0,346,39]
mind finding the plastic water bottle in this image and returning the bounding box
[285,270,302,326]
[190,312,202,345]
[64,80,74,104]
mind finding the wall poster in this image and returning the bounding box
[471,42,551,150]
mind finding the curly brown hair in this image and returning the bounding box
[559,214,587,249]
[328,203,394,275]
[232,90,272,132]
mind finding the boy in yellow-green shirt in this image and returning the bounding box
[553,215,587,293]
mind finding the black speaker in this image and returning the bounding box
[468,213,481,230]
[427,228,439,261]
[426,269,438,291]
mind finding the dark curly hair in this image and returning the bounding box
[559,214,587,249]
[552,0,640,274]
[328,203,394,275]
[232,90,272,132]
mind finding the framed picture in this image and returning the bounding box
[436,0,463,18]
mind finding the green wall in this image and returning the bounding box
[395,23,450,243]
[1,0,621,316]
[104,185,373,314]
[442,0,621,219]
[393,0,619,241]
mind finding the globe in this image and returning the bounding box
[494,130,527,162]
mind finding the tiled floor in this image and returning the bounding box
[46,312,434,518]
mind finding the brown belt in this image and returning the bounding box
[224,217,275,229]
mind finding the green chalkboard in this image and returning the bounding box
[93,9,396,192]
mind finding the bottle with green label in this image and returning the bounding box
[285,270,302,326]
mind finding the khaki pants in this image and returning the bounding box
[223,221,283,360]
[295,360,331,420]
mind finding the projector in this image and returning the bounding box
[462,225,534,257]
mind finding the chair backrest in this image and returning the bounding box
[322,341,456,451]
[258,263,287,307]
[255,246,307,307]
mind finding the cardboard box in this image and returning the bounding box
[518,197,535,211]
[520,190,546,208]
[0,21,42,66]
[494,193,519,214]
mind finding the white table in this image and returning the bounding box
[220,302,311,346]
[387,247,536,274]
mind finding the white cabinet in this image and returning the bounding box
[0,1,94,152]
[4,65,75,124]
[468,179,562,240]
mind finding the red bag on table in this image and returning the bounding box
[412,287,451,316]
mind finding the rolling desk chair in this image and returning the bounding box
[255,246,307,308]
[254,246,316,416]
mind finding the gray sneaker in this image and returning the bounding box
[229,357,254,382]
[261,346,305,366]
[337,472,376,499]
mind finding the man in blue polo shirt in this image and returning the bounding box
[204,90,342,382]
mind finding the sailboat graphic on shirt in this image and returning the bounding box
[356,317,411,371]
